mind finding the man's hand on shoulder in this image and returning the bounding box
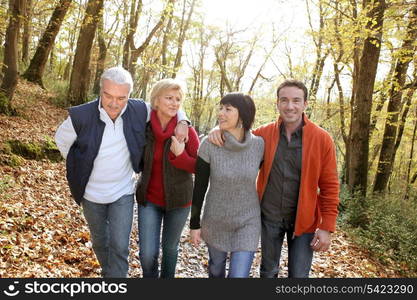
[174,120,189,143]
[207,126,224,146]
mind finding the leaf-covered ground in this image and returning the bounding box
[0,81,403,278]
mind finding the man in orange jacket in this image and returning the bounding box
[209,80,339,277]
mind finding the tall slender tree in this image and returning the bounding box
[63,3,83,81]
[67,0,104,106]
[22,0,72,87]
[128,0,175,78]
[306,0,329,106]
[0,0,25,115]
[347,0,386,196]
[0,0,8,50]
[122,0,143,69]
[373,5,417,193]
[93,10,121,94]
[345,0,360,185]
[21,0,32,65]
[407,106,417,190]
[171,0,197,78]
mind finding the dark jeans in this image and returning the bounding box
[138,202,190,278]
[207,245,255,278]
[260,218,314,278]
[81,194,134,278]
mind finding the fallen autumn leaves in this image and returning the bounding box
[0,81,403,278]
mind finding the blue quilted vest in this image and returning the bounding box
[66,98,147,204]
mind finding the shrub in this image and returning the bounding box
[340,188,417,276]
[2,139,62,163]
[44,78,69,108]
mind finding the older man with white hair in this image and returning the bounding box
[55,66,189,277]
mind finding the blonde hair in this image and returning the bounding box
[149,78,185,109]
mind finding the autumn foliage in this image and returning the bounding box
[0,81,410,278]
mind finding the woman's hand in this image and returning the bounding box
[170,136,185,156]
[190,229,202,247]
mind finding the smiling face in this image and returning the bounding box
[155,88,182,119]
[277,86,307,127]
[218,103,240,131]
[100,79,130,120]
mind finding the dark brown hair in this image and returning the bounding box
[276,79,308,102]
[220,93,256,131]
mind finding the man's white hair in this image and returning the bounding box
[100,66,133,96]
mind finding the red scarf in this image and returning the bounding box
[146,110,178,207]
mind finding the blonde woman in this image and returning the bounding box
[136,79,199,278]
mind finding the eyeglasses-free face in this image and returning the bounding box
[218,103,240,131]
[277,86,307,126]
[100,79,130,121]
[155,88,182,119]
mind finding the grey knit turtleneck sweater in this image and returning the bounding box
[196,130,264,252]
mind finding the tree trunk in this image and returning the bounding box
[248,39,279,94]
[160,6,174,78]
[21,0,32,65]
[123,0,143,69]
[215,50,232,93]
[393,83,417,166]
[373,6,417,193]
[405,105,417,198]
[171,0,196,78]
[49,45,55,72]
[345,0,360,185]
[67,0,104,106]
[233,39,257,91]
[306,0,329,108]
[0,0,8,49]
[128,0,174,78]
[92,10,120,94]
[347,0,386,195]
[0,0,25,115]
[330,2,348,182]
[93,13,106,95]
[22,0,72,88]
[63,57,72,81]
[63,2,83,81]
[369,59,396,137]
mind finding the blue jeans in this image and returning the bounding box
[260,218,314,278]
[207,245,255,278]
[138,202,190,278]
[81,194,134,278]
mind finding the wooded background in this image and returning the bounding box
[0,0,416,275]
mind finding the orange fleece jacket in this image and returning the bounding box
[253,114,339,236]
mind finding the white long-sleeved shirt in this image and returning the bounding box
[55,100,187,204]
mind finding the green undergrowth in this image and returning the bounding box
[339,185,417,276]
[0,137,62,166]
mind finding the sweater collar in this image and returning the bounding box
[223,130,252,152]
[150,110,178,140]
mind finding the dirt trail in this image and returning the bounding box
[0,82,401,278]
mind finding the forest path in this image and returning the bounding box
[0,82,400,278]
